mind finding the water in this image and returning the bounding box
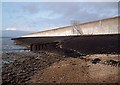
[2,37,29,53]
[1,37,29,64]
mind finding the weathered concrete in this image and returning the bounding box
[62,34,119,54]
[22,16,119,37]
[12,34,120,54]
[12,16,120,54]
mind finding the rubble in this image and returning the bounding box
[2,51,64,84]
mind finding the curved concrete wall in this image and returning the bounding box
[22,16,119,37]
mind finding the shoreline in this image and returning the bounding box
[2,51,65,84]
[2,51,120,84]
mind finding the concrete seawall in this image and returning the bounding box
[12,16,120,54]
[62,34,119,54]
[13,34,120,54]
[22,16,119,37]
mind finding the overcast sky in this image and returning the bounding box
[1,2,119,32]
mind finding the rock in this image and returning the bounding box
[52,80,56,83]
[71,63,76,65]
[91,58,101,64]
[2,51,64,84]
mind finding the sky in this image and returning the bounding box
[1,2,119,32]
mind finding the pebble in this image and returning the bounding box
[2,51,64,84]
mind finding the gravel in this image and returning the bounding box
[2,51,64,84]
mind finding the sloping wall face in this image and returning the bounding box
[23,27,72,37]
[80,17,119,35]
[22,17,119,37]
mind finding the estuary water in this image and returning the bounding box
[1,37,28,53]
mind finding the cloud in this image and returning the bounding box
[5,28,16,30]
[22,3,41,14]
[2,2,118,32]
[27,2,118,27]
[1,0,120,2]
[46,2,118,20]
[21,2,118,22]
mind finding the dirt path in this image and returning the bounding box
[30,57,119,83]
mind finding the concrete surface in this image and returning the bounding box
[22,16,119,37]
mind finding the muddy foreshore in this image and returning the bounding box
[2,51,65,84]
[2,51,120,84]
